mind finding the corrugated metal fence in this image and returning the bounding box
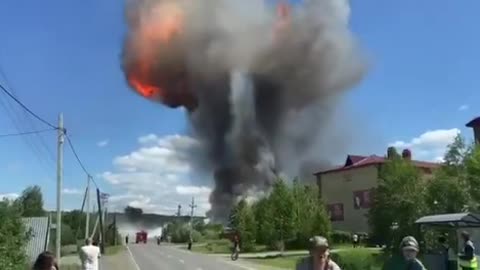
[22,217,50,263]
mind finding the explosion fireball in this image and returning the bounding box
[122,0,366,220]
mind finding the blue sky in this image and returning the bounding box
[0,0,478,213]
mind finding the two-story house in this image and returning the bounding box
[314,149,439,233]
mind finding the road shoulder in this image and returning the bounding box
[100,245,138,270]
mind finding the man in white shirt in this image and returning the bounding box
[79,238,101,270]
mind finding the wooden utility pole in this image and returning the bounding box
[55,113,65,260]
[96,188,105,254]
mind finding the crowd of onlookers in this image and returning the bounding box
[295,231,478,270]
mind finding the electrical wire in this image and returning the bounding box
[0,66,57,163]
[0,82,57,129]
[0,128,56,138]
[66,135,100,188]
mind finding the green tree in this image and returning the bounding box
[253,197,274,245]
[0,199,30,270]
[18,185,45,217]
[290,179,330,249]
[62,210,89,240]
[425,170,471,214]
[368,156,426,250]
[425,137,473,213]
[465,145,480,208]
[269,178,295,251]
[230,199,257,252]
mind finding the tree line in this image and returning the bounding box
[368,134,480,250]
[229,178,331,252]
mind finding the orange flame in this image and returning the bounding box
[127,2,186,104]
[274,2,292,38]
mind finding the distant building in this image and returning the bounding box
[314,149,439,233]
[466,116,480,145]
[22,217,51,263]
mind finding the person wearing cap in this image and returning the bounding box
[295,236,341,270]
[399,236,426,270]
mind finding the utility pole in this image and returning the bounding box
[96,188,105,254]
[186,197,196,250]
[85,176,90,239]
[189,197,197,238]
[189,197,197,220]
[55,113,65,260]
[177,204,182,217]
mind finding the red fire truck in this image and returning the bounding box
[135,230,148,244]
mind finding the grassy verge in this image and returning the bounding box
[248,255,306,269]
[105,245,125,256]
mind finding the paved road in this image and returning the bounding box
[127,243,265,270]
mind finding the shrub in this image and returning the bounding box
[330,249,376,270]
[202,229,220,240]
[331,230,351,245]
[0,200,29,270]
[204,239,232,253]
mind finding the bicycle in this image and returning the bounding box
[231,245,240,261]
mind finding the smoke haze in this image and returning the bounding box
[122,0,366,220]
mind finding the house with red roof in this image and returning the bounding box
[314,149,440,233]
[314,116,480,233]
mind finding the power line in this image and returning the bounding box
[66,135,99,188]
[0,128,56,138]
[0,82,57,129]
[0,66,57,161]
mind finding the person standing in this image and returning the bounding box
[458,231,477,270]
[438,236,455,270]
[352,233,359,248]
[125,234,129,245]
[79,238,101,270]
[296,236,341,270]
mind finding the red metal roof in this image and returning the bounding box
[315,154,440,175]
[466,117,480,128]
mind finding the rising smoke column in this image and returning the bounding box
[122,0,366,220]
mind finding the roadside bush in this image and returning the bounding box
[171,225,202,243]
[331,230,351,245]
[204,239,232,253]
[202,229,220,240]
[0,200,30,270]
[330,249,376,270]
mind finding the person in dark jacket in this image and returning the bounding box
[458,231,477,270]
[438,236,455,270]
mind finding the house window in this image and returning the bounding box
[327,203,344,221]
[353,189,373,209]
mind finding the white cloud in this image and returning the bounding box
[138,134,159,145]
[0,193,19,200]
[97,140,109,147]
[176,185,211,195]
[458,104,469,111]
[62,188,83,195]
[389,128,460,162]
[102,134,211,216]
